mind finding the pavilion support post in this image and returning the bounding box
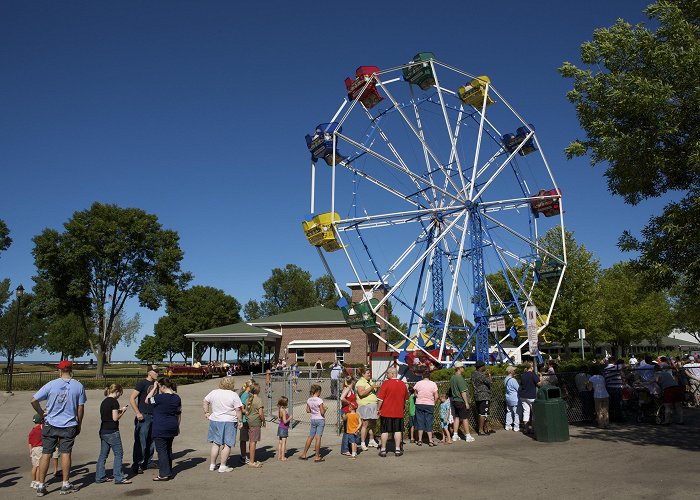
[191,341,198,365]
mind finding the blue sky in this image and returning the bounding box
[1,1,664,361]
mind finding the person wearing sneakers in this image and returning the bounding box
[203,377,243,473]
[449,361,475,442]
[356,368,380,450]
[30,360,87,496]
[504,365,520,432]
[376,367,409,457]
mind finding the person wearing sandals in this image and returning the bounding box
[245,383,265,468]
[413,370,438,446]
[376,367,409,457]
[146,378,181,481]
[96,384,132,485]
[203,377,243,473]
[300,384,326,462]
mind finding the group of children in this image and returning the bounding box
[407,389,455,444]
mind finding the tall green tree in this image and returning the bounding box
[0,292,45,361]
[0,219,11,255]
[145,285,241,363]
[44,313,91,360]
[243,264,340,319]
[532,229,601,353]
[596,262,674,356]
[135,335,166,363]
[560,0,700,328]
[32,202,191,377]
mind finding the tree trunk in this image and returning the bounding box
[96,345,106,379]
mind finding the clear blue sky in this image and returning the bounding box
[1,1,664,361]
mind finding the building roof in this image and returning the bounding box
[184,322,281,343]
[248,306,346,326]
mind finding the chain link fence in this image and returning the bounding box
[245,365,700,435]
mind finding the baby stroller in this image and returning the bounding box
[631,382,665,424]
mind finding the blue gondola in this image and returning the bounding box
[305,122,345,166]
[502,124,537,156]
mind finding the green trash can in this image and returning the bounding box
[532,385,570,442]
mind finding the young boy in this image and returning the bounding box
[28,414,43,489]
[439,394,453,444]
[343,401,361,459]
[407,387,416,443]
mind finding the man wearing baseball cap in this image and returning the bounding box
[30,360,87,496]
[449,361,475,442]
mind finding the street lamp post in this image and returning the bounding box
[4,284,25,395]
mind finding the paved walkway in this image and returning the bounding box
[1,377,698,499]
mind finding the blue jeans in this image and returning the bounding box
[415,404,434,432]
[132,414,154,470]
[154,437,174,478]
[96,431,125,482]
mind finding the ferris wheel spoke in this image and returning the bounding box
[372,211,466,314]
[430,61,470,197]
[375,79,465,197]
[480,212,563,264]
[408,84,441,204]
[341,161,427,209]
[336,132,462,205]
[361,103,435,208]
[336,206,455,232]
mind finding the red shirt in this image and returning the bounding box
[28,424,42,447]
[377,379,408,418]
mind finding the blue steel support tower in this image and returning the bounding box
[469,204,490,362]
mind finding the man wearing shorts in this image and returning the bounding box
[450,361,475,442]
[30,360,87,496]
[376,367,408,457]
[355,368,379,450]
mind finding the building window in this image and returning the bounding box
[335,349,345,363]
[296,349,305,363]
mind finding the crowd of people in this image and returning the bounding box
[25,353,698,495]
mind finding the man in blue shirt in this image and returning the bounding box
[30,360,87,496]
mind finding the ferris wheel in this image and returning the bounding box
[302,53,566,366]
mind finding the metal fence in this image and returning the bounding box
[4,372,148,392]
[251,367,700,435]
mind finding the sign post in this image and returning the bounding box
[578,329,586,359]
[526,306,538,371]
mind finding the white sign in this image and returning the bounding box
[488,317,498,332]
[526,305,538,355]
[497,317,506,332]
[578,328,586,340]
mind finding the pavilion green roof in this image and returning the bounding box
[249,306,345,326]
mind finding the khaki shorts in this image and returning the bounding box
[31,446,42,467]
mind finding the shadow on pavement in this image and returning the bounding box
[172,448,195,460]
[570,410,699,451]
[173,456,205,474]
[0,465,20,488]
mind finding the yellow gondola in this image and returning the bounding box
[458,76,495,107]
[302,212,343,252]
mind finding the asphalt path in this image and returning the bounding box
[1,377,697,499]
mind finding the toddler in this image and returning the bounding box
[439,394,453,444]
[343,402,361,459]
